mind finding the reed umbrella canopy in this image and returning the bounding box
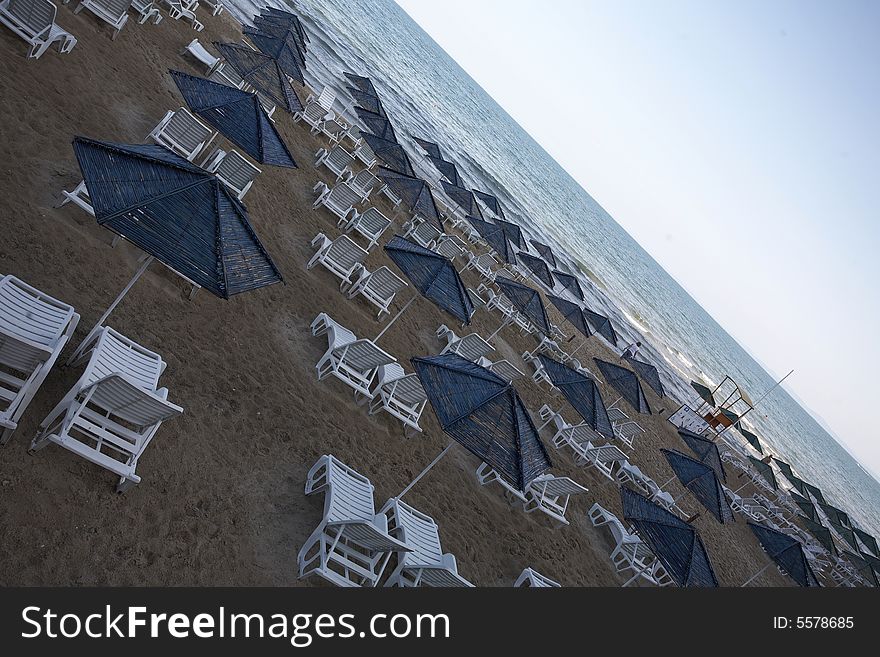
[747,522,821,587]
[375,167,443,230]
[537,355,613,439]
[495,277,552,337]
[661,449,734,523]
[594,359,651,414]
[213,42,304,114]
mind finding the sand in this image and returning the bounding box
[0,9,809,587]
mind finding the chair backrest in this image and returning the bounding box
[327,236,369,272]
[386,374,426,405]
[5,0,55,37]
[350,169,379,194]
[591,444,629,465]
[477,253,497,269]
[414,222,442,243]
[213,150,260,195]
[303,102,328,124]
[355,141,376,163]
[435,239,463,260]
[529,475,587,497]
[387,498,444,568]
[317,87,336,111]
[488,360,522,382]
[365,266,406,299]
[96,0,132,19]
[0,275,74,372]
[84,327,164,392]
[328,182,362,210]
[356,208,392,235]
[211,64,245,89]
[88,375,181,428]
[324,455,377,524]
[335,340,395,372]
[327,145,354,169]
[455,334,492,361]
[157,108,213,158]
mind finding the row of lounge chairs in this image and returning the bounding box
[298,453,558,587]
[0,275,182,491]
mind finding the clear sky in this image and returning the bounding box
[395,0,880,473]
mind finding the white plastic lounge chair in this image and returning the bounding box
[0,276,79,445]
[314,145,355,182]
[317,115,349,143]
[346,265,407,319]
[335,124,363,150]
[341,207,392,251]
[434,236,466,261]
[353,141,378,169]
[208,63,247,89]
[462,252,497,283]
[368,363,427,437]
[613,420,645,450]
[307,233,368,289]
[60,180,95,216]
[314,326,396,399]
[0,0,77,59]
[204,149,261,200]
[578,444,630,480]
[402,219,442,250]
[606,404,630,425]
[514,568,560,587]
[161,0,202,30]
[344,168,382,202]
[312,180,362,224]
[147,107,215,162]
[588,503,672,586]
[381,497,474,587]
[475,461,527,503]
[306,86,337,112]
[293,102,334,133]
[181,38,219,71]
[436,325,494,362]
[73,0,130,39]
[198,0,222,15]
[538,404,603,454]
[479,284,532,333]
[484,358,523,382]
[298,455,411,587]
[131,0,161,23]
[30,327,182,492]
[522,352,555,390]
[522,474,589,527]
[379,183,402,208]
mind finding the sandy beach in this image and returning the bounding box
[0,8,809,587]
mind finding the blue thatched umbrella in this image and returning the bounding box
[537,355,613,439]
[801,517,837,558]
[552,270,585,301]
[466,215,516,264]
[400,353,552,497]
[594,359,651,414]
[745,523,821,587]
[495,217,525,249]
[583,307,618,345]
[841,551,879,586]
[790,491,820,522]
[473,189,505,219]
[344,71,377,96]
[65,138,282,361]
[375,236,473,342]
[354,106,397,142]
[529,239,556,268]
[660,449,734,523]
[854,528,879,557]
[517,252,555,289]
[348,86,386,117]
[412,136,443,159]
[245,27,305,83]
[169,70,296,168]
[493,277,552,337]
[624,355,666,397]
[545,294,591,359]
[245,21,306,68]
[360,133,415,176]
[427,155,463,186]
[747,455,778,491]
[213,42,303,114]
[375,167,443,231]
[676,428,726,482]
[621,487,719,587]
[260,8,308,44]
[441,180,483,219]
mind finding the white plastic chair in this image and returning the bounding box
[30,327,182,492]
[341,207,392,251]
[0,275,79,445]
[181,38,218,71]
[314,145,355,182]
[307,233,368,289]
[346,266,407,319]
[344,168,382,202]
[514,567,560,587]
[436,325,494,362]
[368,363,427,437]
[522,474,589,527]
[381,497,474,587]
[204,149,261,200]
[147,107,215,162]
[402,219,442,250]
[312,181,362,224]
[73,0,130,39]
[298,455,411,587]
[131,0,161,23]
[0,0,77,59]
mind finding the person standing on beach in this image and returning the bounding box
[621,341,642,359]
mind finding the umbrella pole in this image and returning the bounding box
[741,562,772,587]
[374,296,417,343]
[567,340,588,358]
[486,316,513,343]
[65,256,155,366]
[398,442,454,499]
